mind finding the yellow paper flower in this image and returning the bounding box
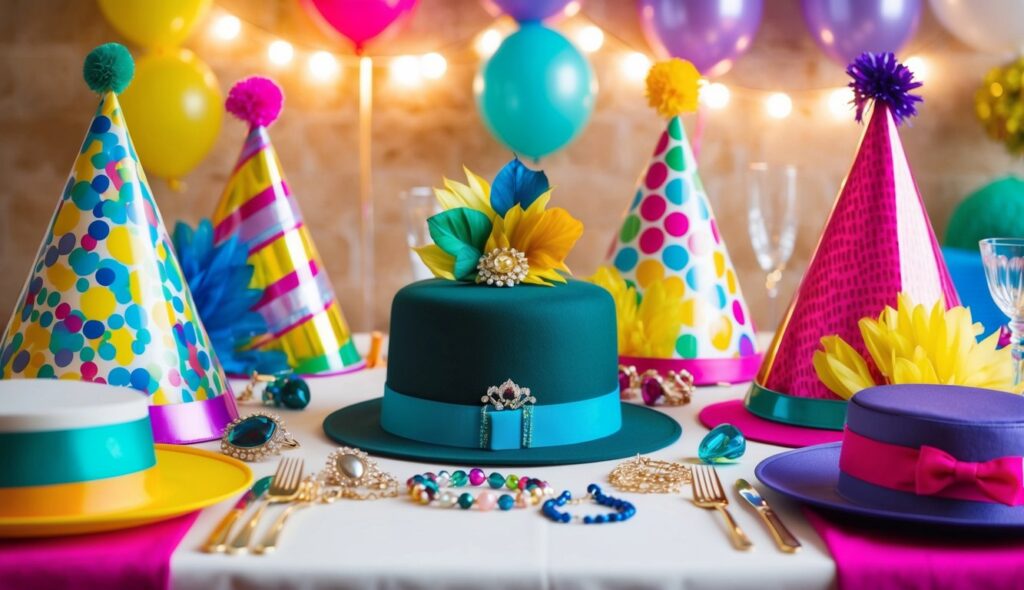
[485,194,583,286]
[812,293,1016,399]
[590,266,685,357]
[646,58,701,119]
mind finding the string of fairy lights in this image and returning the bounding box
[204,3,933,121]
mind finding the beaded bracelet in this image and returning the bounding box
[542,484,637,524]
[407,468,555,511]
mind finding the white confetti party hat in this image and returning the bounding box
[0,43,237,444]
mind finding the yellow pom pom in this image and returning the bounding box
[645,58,701,118]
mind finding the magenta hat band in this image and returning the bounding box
[619,353,762,386]
[148,393,240,444]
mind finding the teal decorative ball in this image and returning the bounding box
[945,176,1024,251]
[83,42,134,94]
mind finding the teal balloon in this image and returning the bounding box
[476,24,596,159]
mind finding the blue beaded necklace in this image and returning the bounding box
[542,484,637,524]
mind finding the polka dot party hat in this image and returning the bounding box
[700,53,959,448]
[604,59,761,386]
[210,77,363,377]
[0,44,237,444]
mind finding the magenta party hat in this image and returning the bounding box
[211,77,363,377]
[604,59,760,386]
[0,44,237,444]
[700,53,959,448]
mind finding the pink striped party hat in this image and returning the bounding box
[211,77,363,377]
[700,53,959,447]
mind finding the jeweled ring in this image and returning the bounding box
[220,411,300,462]
[320,447,398,500]
[618,365,694,406]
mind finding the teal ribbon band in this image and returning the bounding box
[381,386,622,450]
[0,418,156,487]
[745,382,848,430]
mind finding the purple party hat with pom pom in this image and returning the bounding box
[700,52,959,448]
[0,43,237,444]
[211,76,363,377]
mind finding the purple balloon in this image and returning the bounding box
[801,0,921,65]
[489,0,580,22]
[638,0,764,77]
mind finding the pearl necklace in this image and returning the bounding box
[407,468,555,511]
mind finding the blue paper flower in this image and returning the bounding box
[172,219,289,376]
[847,52,923,126]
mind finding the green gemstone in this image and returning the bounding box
[487,472,505,489]
[457,492,474,509]
[227,415,276,448]
[279,378,311,409]
[505,474,519,490]
[451,470,468,487]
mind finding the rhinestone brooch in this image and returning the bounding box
[476,247,529,287]
[481,379,536,410]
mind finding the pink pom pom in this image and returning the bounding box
[225,76,283,127]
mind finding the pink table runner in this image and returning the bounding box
[0,512,199,590]
[805,508,1024,590]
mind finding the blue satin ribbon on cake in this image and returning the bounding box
[380,386,622,450]
[0,418,156,487]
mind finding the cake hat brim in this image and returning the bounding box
[323,399,680,466]
[0,445,251,538]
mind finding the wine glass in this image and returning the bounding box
[980,238,1024,386]
[400,187,439,282]
[747,162,798,328]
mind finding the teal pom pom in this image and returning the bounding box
[945,176,1024,251]
[83,43,134,94]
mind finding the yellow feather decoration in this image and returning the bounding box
[812,293,1017,399]
[589,266,685,357]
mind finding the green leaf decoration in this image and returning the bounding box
[427,208,493,280]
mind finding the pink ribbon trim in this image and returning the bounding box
[619,354,762,386]
[148,394,239,444]
[839,428,1024,506]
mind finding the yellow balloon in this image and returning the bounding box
[98,0,211,50]
[119,49,223,184]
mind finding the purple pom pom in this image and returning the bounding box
[847,52,922,126]
[226,76,283,127]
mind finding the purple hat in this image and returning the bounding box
[756,384,1024,528]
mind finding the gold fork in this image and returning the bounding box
[252,477,318,554]
[228,457,304,554]
[691,464,753,551]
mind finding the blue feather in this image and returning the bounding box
[172,219,288,375]
[490,157,550,217]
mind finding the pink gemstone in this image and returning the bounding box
[476,491,497,511]
[618,370,631,393]
[469,468,485,486]
[641,376,664,406]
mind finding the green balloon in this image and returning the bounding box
[475,23,596,160]
[945,176,1024,251]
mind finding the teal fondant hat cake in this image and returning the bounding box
[323,159,681,465]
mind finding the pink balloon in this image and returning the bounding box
[303,0,419,52]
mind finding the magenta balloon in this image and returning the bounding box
[638,0,764,77]
[489,0,579,22]
[305,0,418,51]
[801,0,921,65]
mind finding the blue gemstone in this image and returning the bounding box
[698,423,746,463]
[227,415,277,448]
[497,494,515,511]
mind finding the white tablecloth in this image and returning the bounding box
[172,338,836,590]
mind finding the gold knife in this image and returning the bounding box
[735,479,801,553]
[202,476,273,553]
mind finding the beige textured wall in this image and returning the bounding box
[2,0,1023,335]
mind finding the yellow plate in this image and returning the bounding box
[0,444,253,538]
